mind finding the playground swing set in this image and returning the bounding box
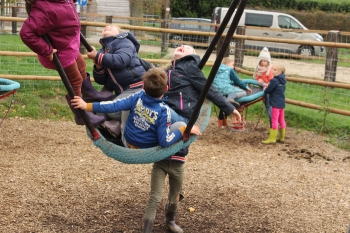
[1,0,269,163]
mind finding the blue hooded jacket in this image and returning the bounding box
[93,32,146,95]
[91,90,184,148]
[264,73,287,109]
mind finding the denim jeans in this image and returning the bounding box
[169,108,189,124]
[227,91,247,101]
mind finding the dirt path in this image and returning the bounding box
[1,117,350,232]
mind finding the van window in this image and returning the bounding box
[201,25,210,31]
[278,16,302,29]
[245,13,273,27]
[178,19,199,30]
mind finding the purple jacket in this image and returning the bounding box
[20,0,80,69]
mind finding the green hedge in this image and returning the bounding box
[247,0,350,13]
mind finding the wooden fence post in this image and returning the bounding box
[161,6,170,56]
[106,15,112,24]
[234,26,245,69]
[216,37,230,58]
[324,30,339,82]
[11,7,17,34]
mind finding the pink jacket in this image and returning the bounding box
[20,0,80,69]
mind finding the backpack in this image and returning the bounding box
[139,58,154,71]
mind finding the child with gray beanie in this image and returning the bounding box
[253,47,274,87]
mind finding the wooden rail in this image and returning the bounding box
[1,16,350,118]
[2,16,350,49]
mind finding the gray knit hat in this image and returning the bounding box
[258,47,271,63]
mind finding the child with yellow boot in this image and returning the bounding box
[262,65,286,144]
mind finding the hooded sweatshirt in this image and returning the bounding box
[164,54,235,119]
[20,0,80,69]
[213,64,248,95]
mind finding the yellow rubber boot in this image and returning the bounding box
[277,128,286,143]
[262,129,277,144]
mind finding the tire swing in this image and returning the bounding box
[0,78,20,126]
[0,78,20,99]
[43,0,247,164]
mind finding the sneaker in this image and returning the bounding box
[228,99,240,108]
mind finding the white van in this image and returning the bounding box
[211,8,325,56]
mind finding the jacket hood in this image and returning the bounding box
[100,32,140,53]
[174,54,200,65]
[276,73,287,85]
[216,64,230,75]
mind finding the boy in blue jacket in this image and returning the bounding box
[71,67,201,148]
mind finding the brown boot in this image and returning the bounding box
[142,219,153,233]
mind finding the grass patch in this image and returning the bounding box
[1,34,349,151]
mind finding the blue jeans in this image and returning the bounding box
[169,108,189,124]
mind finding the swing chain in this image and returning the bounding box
[0,94,16,128]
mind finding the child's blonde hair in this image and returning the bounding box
[164,45,196,70]
[274,65,286,74]
[111,24,122,33]
[222,57,234,65]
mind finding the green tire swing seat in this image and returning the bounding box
[86,99,212,164]
[0,78,20,124]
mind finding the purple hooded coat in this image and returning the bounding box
[20,0,80,69]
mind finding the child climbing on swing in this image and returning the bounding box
[213,57,252,128]
[71,67,201,149]
[20,0,112,127]
[262,65,287,144]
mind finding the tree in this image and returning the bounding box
[170,0,232,18]
[129,0,144,36]
[143,0,163,15]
